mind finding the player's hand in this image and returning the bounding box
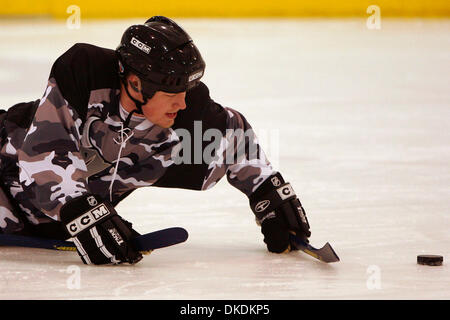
[60,194,143,265]
[249,173,311,253]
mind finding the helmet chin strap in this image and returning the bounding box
[121,77,148,127]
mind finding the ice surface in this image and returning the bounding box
[0,18,449,300]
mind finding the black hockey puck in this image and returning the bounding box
[417,255,443,266]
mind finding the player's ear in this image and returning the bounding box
[127,73,142,93]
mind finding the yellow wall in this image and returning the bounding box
[1,0,449,18]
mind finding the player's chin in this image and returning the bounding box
[158,119,175,128]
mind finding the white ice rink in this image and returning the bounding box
[0,18,449,300]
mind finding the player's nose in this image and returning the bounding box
[175,92,187,110]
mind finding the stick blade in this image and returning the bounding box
[315,242,340,263]
[290,234,340,263]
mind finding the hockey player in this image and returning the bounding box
[0,16,311,265]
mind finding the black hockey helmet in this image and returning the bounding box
[116,16,205,100]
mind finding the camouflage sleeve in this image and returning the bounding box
[16,78,89,221]
[201,107,276,196]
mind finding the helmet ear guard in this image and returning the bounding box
[117,60,150,116]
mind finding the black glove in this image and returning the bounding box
[249,173,311,253]
[60,194,143,265]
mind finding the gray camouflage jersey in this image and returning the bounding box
[0,43,275,236]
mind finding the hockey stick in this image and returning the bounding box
[289,234,340,263]
[0,227,188,252]
[1,229,338,262]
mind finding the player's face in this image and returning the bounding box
[141,91,187,128]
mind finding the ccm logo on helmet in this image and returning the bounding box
[276,183,295,200]
[66,204,111,236]
[188,70,203,82]
[131,37,151,54]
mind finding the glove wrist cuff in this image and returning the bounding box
[249,172,285,202]
[250,182,297,221]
